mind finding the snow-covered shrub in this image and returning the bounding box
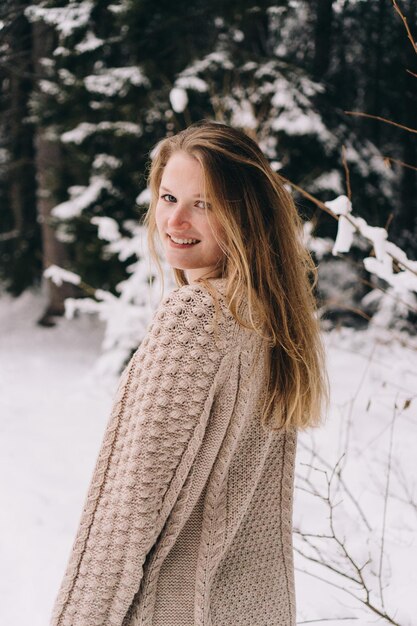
[45,221,176,377]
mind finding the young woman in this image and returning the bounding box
[50,120,329,626]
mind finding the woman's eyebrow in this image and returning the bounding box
[160,185,207,198]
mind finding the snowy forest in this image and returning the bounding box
[1,0,417,625]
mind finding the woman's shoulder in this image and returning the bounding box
[151,278,237,350]
[158,278,230,316]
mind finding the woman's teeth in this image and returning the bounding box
[169,234,200,245]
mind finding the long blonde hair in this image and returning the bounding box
[142,120,330,432]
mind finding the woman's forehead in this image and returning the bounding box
[160,152,207,193]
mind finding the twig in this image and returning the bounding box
[391,0,417,55]
[344,342,377,465]
[278,174,339,219]
[283,174,417,279]
[344,110,417,135]
[295,454,403,624]
[295,568,402,625]
[297,619,358,624]
[297,440,372,531]
[379,155,417,173]
[341,145,352,201]
[318,301,372,322]
[378,397,399,609]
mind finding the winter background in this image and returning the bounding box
[1,1,417,625]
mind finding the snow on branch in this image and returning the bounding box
[326,194,417,295]
[25,1,93,39]
[84,67,150,97]
[61,121,143,144]
[75,31,104,53]
[44,265,81,287]
[43,225,176,376]
[90,216,121,242]
[169,87,188,113]
[51,176,114,220]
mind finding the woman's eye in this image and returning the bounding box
[196,200,211,210]
[161,194,176,203]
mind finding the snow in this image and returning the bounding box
[325,194,352,216]
[75,31,104,53]
[61,123,97,144]
[295,326,417,625]
[343,141,395,194]
[39,79,61,96]
[326,194,417,300]
[51,176,113,219]
[58,68,76,86]
[232,29,245,42]
[44,225,176,377]
[0,287,112,626]
[1,289,416,625]
[175,75,209,93]
[61,121,143,144]
[43,265,81,287]
[0,147,10,164]
[53,46,70,58]
[180,51,234,76]
[108,2,129,14]
[90,216,120,242]
[84,67,149,97]
[25,1,93,39]
[270,160,283,171]
[169,87,188,113]
[136,187,151,205]
[311,170,344,195]
[92,153,122,171]
[272,108,329,137]
[303,220,334,260]
[228,97,258,129]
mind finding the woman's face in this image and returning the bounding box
[155,151,225,283]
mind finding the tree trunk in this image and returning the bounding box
[32,17,77,322]
[313,0,334,80]
[371,0,386,147]
[0,0,40,294]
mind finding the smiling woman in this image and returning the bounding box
[49,120,329,626]
[155,151,225,284]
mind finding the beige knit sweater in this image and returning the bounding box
[50,277,298,626]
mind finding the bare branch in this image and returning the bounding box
[391,0,417,55]
[297,440,372,531]
[341,145,352,201]
[379,155,417,173]
[378,398,399,609]
[344,110,417,135]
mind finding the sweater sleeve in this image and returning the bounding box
[50,284,232,626]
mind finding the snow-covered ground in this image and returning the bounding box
[0,288,416,626]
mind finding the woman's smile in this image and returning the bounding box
[155,151,225,282]
[167,233,201,248]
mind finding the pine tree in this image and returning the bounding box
[0,0,40,294]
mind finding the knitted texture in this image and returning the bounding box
[50,278,298,626]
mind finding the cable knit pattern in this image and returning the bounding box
[50,277,298,626]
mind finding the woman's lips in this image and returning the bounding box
[167,234,200,248]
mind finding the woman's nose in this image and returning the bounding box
[168,203,191,227]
